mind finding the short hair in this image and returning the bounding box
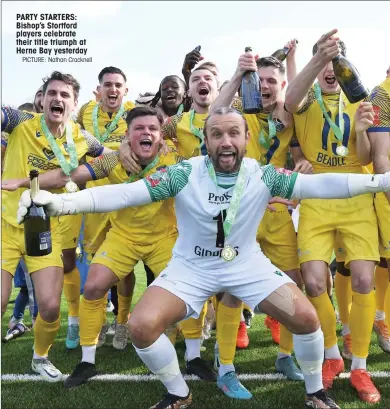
[256,56,286,75]
[204,106,248,138]
[98,66,127,83]
[18,102,36,112]
[312,40,346,57]
[42,71,80,100]
[125,106,164,128]
[190,66,217,81]
[197,61,219,74]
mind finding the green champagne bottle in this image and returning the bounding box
[332,54,369,103]
[271,40,298,62]
[24,170,52,257]
[271,46,290,62]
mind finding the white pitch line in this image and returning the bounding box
[2,371,390,382]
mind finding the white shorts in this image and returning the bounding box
[150,253,294,319]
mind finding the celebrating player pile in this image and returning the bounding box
[16,105,390,409]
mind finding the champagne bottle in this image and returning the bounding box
[271,40,298,62]
[271,46,290,62]
[24,170,52,257]
[332,54,369,103]
[241,47,263,114]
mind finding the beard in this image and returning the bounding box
[210,150,245,174]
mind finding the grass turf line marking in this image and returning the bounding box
[2,371,390,382]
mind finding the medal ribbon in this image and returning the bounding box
[40,115,78,176]
[206,157,248,240]
[92,103,125,143]
[189,109,205,152]
[125,155,160,184]
[258,113,277,164]
[314,83,344,142]
[177,103,184,115]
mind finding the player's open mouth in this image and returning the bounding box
[262,93,271,100]
[198,86,210,97]
[325,76,336,85]
[219,151,236,166]
[51,104,64,117]
[108,94,118,103]
[165,94,177,104]
[140,138,153,151]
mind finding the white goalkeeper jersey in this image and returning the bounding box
[143,156,298,270]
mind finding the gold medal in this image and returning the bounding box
[65,180,78,193]
[336,145,349,157]
[221,244,236,262]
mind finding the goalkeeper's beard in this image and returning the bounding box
[210,151,245,174]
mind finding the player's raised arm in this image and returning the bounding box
[366,80,390,203]
[354,102,374,166]
[285,29,339,113]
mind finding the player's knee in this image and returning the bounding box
[128,313,162,347]
[38,298,60,322]
[83,280,107,300]
[291,303,319,334]
[351,272,374,293]
[303,276,326,297]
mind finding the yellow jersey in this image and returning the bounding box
[86,140,179,244]
[77,100,135,189]
[232,97,295,166]
[162,111,208,159]
[367,77,390,160]
[1,108,104,228]
[293,87,363,173]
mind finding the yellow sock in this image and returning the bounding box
[217,303,241,365]
[385,283,390,329]
[334,272,352,324]
[307,292,337,348]
[63,267,81,317]
[242,303,252,312]
[180,302,207,339]
[350,291,376,358]
[34,314,60,357]
[212,296,220,316]
[375,266,389,312]
[117,293,132,324]
[101,293,108,325]
[279,325,293,355]
[80,296,106,346]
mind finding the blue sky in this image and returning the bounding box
[2,1,389,109]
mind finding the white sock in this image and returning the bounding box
[219,363,235,377]
[351,355,366,370]
[277,352,291,360]
[82,345,97,364]
[293,328,324,394]
[185,338,201,362]
[341,323,350,336]
[324,344,342,360]
[68,316,80,326]
[375,310,385,321]
[33,352,47,360]
[134,334,189,397]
